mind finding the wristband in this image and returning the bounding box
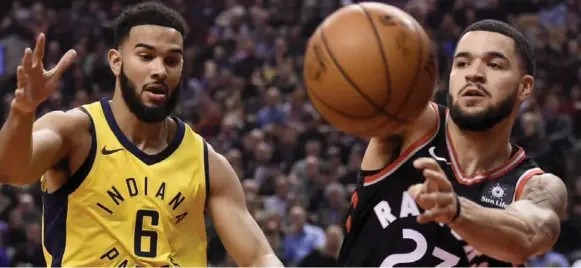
[450,194,461,223]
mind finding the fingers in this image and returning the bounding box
[421,168,452,192]
[16,65,33,102]
[51,49,77,77]
[408,184,423,199]
[22,48,33,72]
[417,192,455,208]
[417,205,455,224]
[16,65,25,89]
[32,33,45,67]
[14,88,25,100]
[414,157,443,173]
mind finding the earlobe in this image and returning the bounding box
[108,49,121,76]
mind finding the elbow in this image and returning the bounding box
[507,248,534,265]
[510,225,558,264]
[246,251,283,267]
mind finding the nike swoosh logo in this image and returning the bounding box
[429,146,450,164]
[102,146,124,155]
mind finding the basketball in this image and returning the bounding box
[303,2,438,138]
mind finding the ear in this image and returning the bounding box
[518,74,534,101]
[108,48,122,76]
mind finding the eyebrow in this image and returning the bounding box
[454,51,508,61]
[134,43,183,55]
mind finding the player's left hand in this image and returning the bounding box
[408,157,460,224]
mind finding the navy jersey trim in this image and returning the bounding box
[99,98,185,165]
[203,139,210,209]
[202,139,210,267]
[43,106,97,267]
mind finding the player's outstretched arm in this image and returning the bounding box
[0,33,77,186]
[449,173,567,264]
[206,145,284,267]
[409,157,567,264]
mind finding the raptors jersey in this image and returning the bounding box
[41,99,210,267]
[338,103,544,267]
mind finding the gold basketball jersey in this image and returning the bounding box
[41,99,209,267]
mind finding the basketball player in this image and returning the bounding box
[338,19,568,267]
[0,2,283,267]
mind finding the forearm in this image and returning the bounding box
[0,107,35,180]
[448,197,537,264]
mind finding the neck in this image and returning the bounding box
[110,92,168,151]
[447,117,513,176]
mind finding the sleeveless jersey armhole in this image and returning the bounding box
[50,107,97,196]
[359,169,384,177]
[360,103,441,187]
[202,138,210,212]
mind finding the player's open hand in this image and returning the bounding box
[11,33,77,113]
[408,157,460,225]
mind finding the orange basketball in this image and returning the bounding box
[303,2,438,138]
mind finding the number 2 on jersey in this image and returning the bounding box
[134,209,159,258]
[381,229,460,267]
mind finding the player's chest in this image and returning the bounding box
[412,145,519,209]
[75,162,202,222]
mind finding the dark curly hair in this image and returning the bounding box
[112,1,189,47]
[460,19,535,76]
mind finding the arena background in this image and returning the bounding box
[0,0,579,266]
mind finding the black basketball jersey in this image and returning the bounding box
[338,103,544,267]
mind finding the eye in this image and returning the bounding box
[488,62,502,69]
[165,57,180,67]
[455,60,468,68]
[138,54,154,61]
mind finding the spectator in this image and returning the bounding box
[0,0,579,266]
[299,225,343,267]
[282,205,325,266]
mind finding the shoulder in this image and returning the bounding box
[364,102,439,169]
[34,108,92,137]
[520,173,568,219]
[206,142,237,192]
[523,174,567,197]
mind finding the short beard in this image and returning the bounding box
[447,89,517,132]
[119,64,180,123]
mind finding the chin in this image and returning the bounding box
[453,101,487,114]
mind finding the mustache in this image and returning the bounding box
[143,82,169,93]
[459,84,490,97]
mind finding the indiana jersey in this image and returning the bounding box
[41,98,210,267]
[338,103,544,267]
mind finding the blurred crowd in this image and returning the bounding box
[0,0,580,266]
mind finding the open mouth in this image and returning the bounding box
[145,85,167,95]
[462,88,486,97]
[144,84,168,104]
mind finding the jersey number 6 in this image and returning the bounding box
[134,209,159,258]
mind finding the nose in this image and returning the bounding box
[150,58,167,81]
[464,60,486,84]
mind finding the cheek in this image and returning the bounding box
[124,61,149,88]
[448,71,464,94]
[168,68,183,87]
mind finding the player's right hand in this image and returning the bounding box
[11,33,77,114]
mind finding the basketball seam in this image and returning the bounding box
[306,83,397,135]
[358,4,392,108]
[319,24,408,124]
[306,86,377,118]
[393,18,425,116]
